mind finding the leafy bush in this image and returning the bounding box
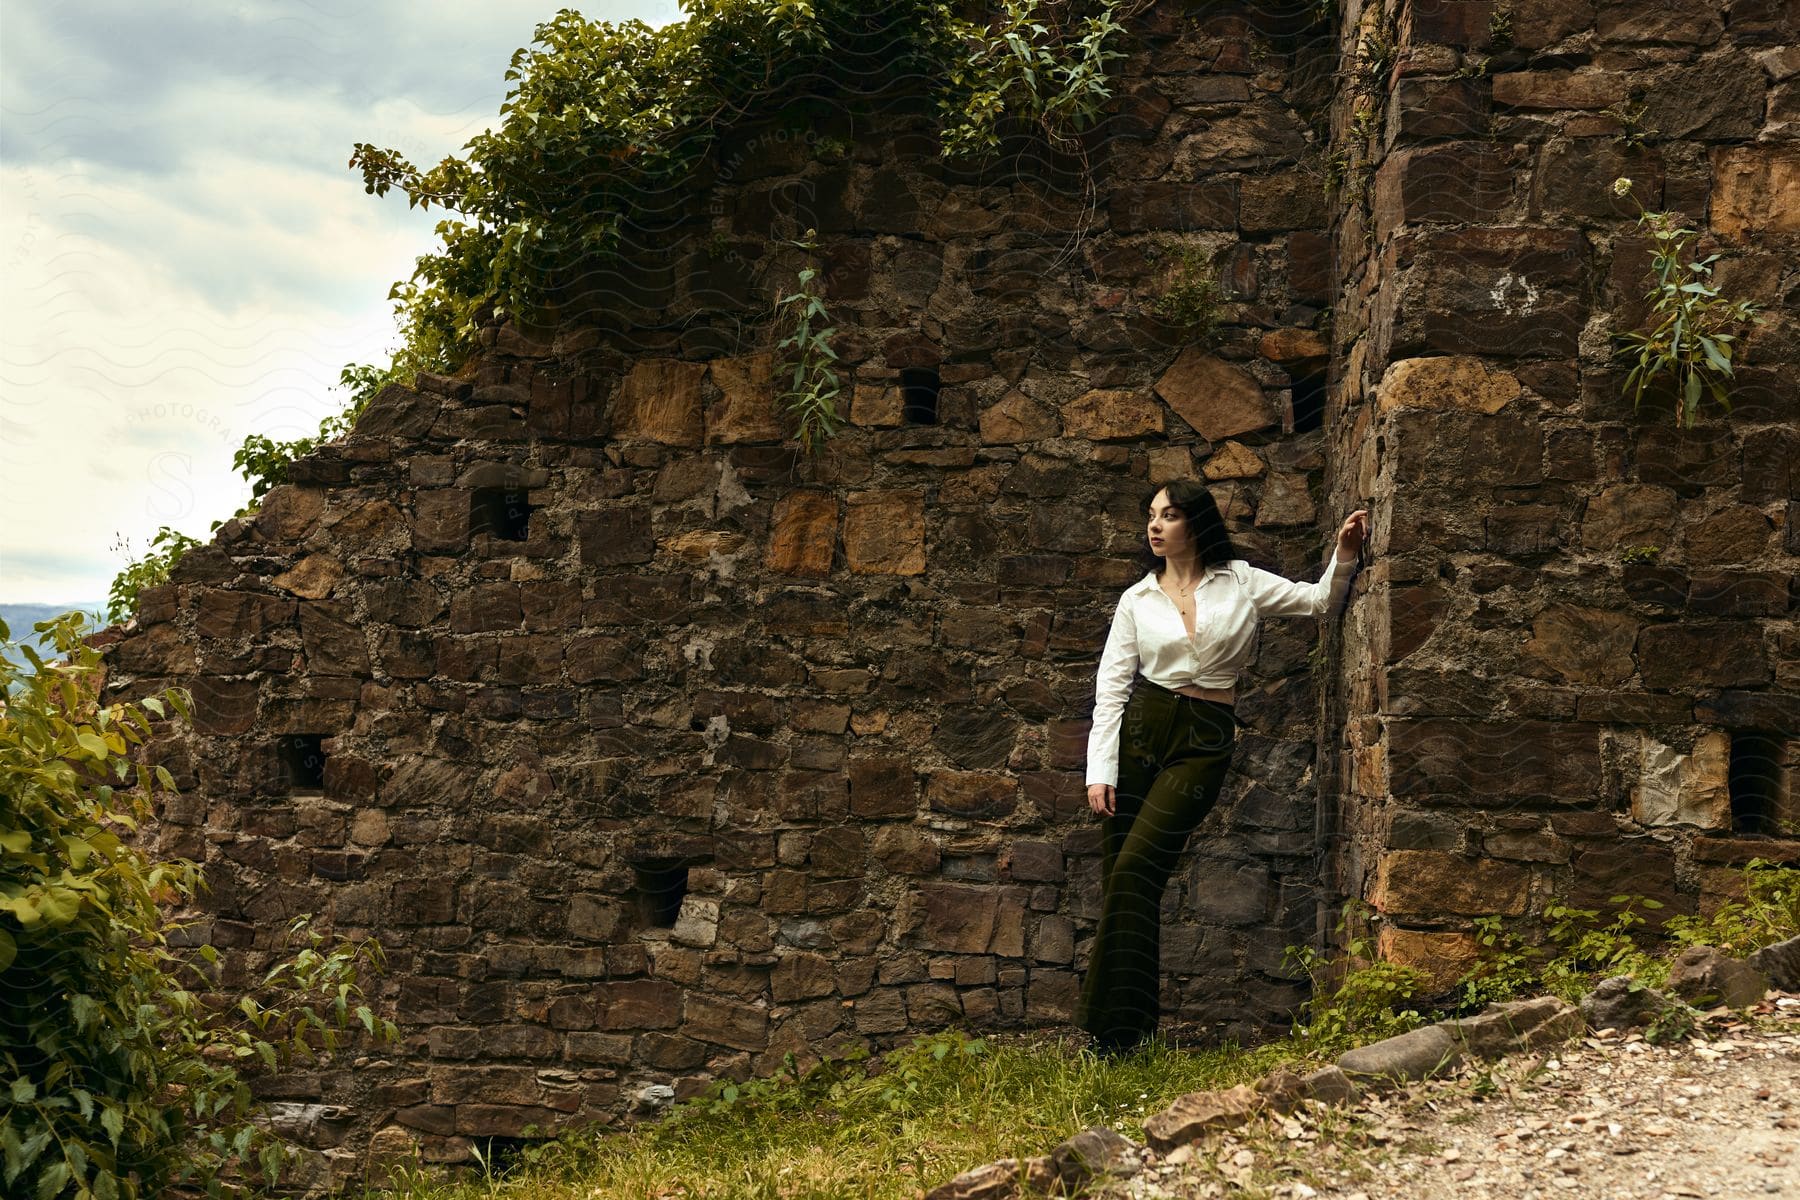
[1667,859,1800,957]
[104,528,201,626]
[1287,904,1430,1051]
[350,1,1154,379]
[0,613,396,1199]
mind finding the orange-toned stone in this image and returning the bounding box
[1377,927,1483,995]
[1062,388,1164,441]
[843,490,925,575]
[1376,356,1520,414]
[978,389,1059,443]
[612,358,705,446]
[767,491,837,578]
[1369,850,1530,917]
[850,383,903,427]
[272,553,344,600]
[1711,145,1800,241]
[705,351,786,444]
[1154,350,1275,440]
[1258,328,1328,361]
[1201,440,1265,480]
[664,530,753,564]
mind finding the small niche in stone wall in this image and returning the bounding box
[633,863,690,928]
[1292,367,1325,434]
[900,366,940,425]
[470,486,533,541]
[1729,730,1782,835]
[276,734,327,796]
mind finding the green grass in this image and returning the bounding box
[362,1028,1325,1200]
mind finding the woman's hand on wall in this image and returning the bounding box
[1087,783,1115,816]
[1336,509,1369,559]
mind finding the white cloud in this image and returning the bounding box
[0,1,683,603]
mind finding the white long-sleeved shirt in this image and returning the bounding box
[1084,547,1356,787]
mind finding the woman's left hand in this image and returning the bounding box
[1336,509,1369,558]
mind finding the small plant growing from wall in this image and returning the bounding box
[771,228,844,456]
[1148,239,1225,345]
[1611,178,1763,429]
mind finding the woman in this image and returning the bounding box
[1074,478,1368,1057]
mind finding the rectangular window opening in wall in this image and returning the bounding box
[470,487,533,541]
[1729,730,1781,835]
[900,366,940,425]
[633,863,689,928]
[277,734,327,796]
[1292,367,1325,433]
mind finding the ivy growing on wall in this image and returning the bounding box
[349,0,1154,382]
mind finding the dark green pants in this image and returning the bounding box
[1074,679,1238,1048]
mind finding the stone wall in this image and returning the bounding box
[1323,0,1800,991]
[101,3,1358,1172]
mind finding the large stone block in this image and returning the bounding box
[1386,718,1600,801]
[1376,356,1520,415]
[1632,732,1731,829]
[1373,145,1515,235]
[1369,850,1531,917]
[1522,604,1638,685]
[705,351,786,444]
[611,358,706,446]
[1637,622,1769,689]
[843,490,925,575]
[1153,350,1275,440]
[1712,145,1800,241]
[1378,927,1482,995]
[766,490,837,577]
[1061,389,1164,441]
[1580,484,1678,551]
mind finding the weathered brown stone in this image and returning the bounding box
[612,358,705,446]
[1154,350,1275,440]
[906,884,999,954]
[1378,927,1483,995]
[978,389,1059,443]
[1201,440,1264,480]
[1681,506,1772,565]
[1374,145,1514,233]
[1712,145,1800,241]
[1062,389,1164,441]
[1254,473,1315,527]
[848,756,917,819]
[1523,605,1638,685]
[926,772,1018,818]
[766,490,837,578]
[1376,356,1520,415]
[706,351,786,444]
[272,554,344,600]
[593,980,681,1030]
[1257,328,1327,362]
[1371,851,1530,917]
[1387,719,1600,800]
[1492,70,1624,110]
[872,826,942,874]
[849,383,903,427]
[681,994,768,1051]
[1637,622,1769,688]
[1142,1085,1262,1152]
[843,490,925,575]
[1581,484,1678,551]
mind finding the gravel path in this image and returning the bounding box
[1096,998,1800,1200]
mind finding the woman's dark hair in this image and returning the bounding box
[1137,478,1240,575]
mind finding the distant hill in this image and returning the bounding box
[1,603,109,675]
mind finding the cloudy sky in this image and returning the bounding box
[1,0,680,604]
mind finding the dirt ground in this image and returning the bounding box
[1098,997,1800,1200]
